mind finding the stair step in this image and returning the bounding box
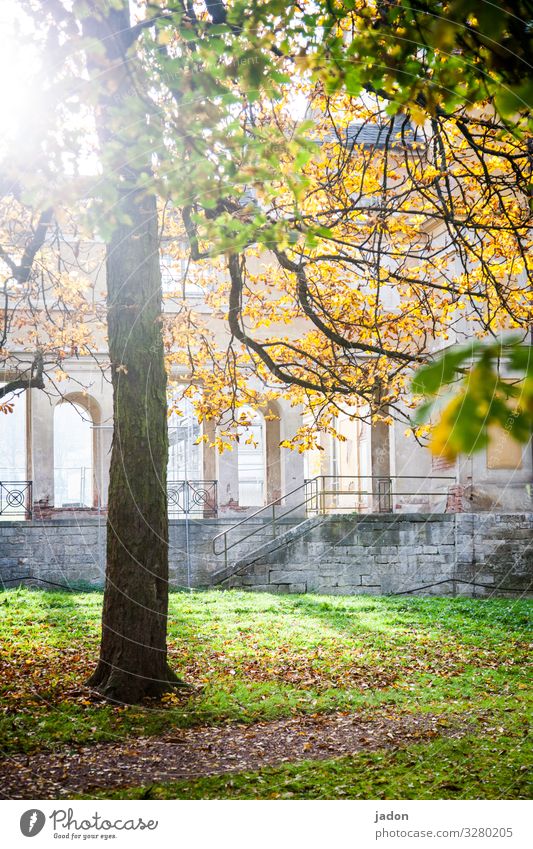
[211,515,323,585]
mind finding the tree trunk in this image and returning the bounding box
[88,191,177,703]
[87,188,178,702]
[81,1,178,703]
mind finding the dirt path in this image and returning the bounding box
[0,711,464,799]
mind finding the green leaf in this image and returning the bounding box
[508,345,533,373]
[412,344,479,394]
[412,398,435,426]
[344,66,361,96]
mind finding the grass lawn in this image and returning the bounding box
[0,588,531,799]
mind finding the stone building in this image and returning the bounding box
[0,219,533,517]
[1,246,531,522]
[1,239,532,598]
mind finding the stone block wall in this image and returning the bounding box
[0,520,107,588]
[0,517,300,591]
[224,513,533,597]
[0,513,531,597]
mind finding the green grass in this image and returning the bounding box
[0,588,531,798]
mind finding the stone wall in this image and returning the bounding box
[0,513,531,597]
[0,518,300,590]
[224,513,533,596]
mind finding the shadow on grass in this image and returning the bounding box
[280,592,533,644]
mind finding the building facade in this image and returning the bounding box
[1,350,531,521]
[1,223,532,523]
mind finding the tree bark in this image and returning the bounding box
[80,0,178,702]
[86,187,179,702]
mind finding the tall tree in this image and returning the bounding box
[3,0,181,700]
[164,94,531,451]
[70,2,176,700]
[2,0,311,702]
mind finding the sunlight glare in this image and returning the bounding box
[0,1,43,159]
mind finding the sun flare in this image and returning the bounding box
[0,1,43,157]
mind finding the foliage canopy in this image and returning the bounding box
[1,0,531,459]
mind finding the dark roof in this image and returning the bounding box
[330,118,417,148]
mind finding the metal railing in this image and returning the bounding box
[168,480,218,517]
[212,477,317,571]
[305,475,457,515]
[0,481,32,519]
[212,474,457,572]
[0,478,218,518]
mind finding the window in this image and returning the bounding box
[54,402,93,507]
[161,252,202,298]
[238,408,265,506]
[168,396,202,480]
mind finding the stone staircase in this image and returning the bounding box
[210,515,323,586]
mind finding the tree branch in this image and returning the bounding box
[0,351,45,399]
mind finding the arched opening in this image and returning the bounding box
[238,407,266,507]
[0,389,27,480]
[54,401,94,507]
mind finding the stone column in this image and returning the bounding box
[201,418,218,515]
[30,389,55,508]
[94,424,113,509]
[279,402,306,515]
[265,414,281,503]
[202,419,217,481]
[370,416,391,512]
